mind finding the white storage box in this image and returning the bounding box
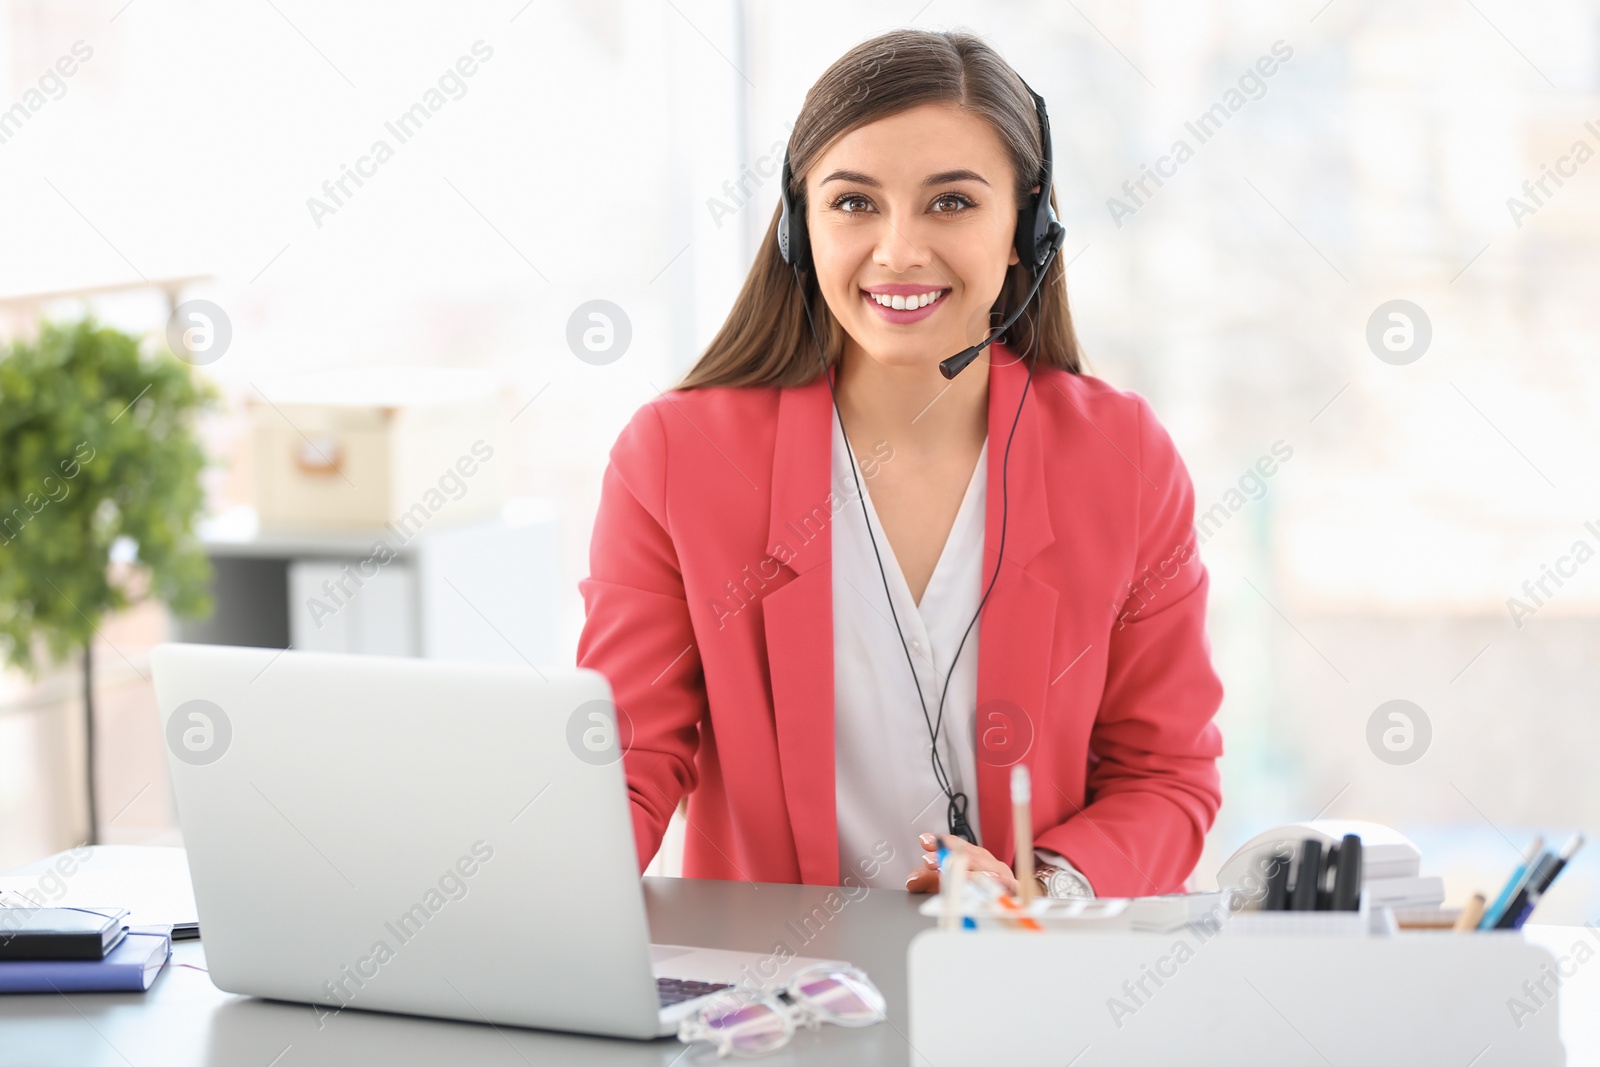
[910,927,1565,1065]
[249,368,506,531]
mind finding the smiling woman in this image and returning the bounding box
[676,34,1080,390]
[578,28,1224,901]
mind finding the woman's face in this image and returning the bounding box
[805,102,1026,372]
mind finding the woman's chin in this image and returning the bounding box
[849,334,966,371]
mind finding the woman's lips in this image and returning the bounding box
[861,287,949,324]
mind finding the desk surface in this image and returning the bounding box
[0,877,932,1066]
[0,879,1594,1067]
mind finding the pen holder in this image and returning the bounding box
[1224,887,1387,937]
[916,891,1244,934]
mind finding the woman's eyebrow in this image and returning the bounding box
[818,168,991,188]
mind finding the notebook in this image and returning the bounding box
[0,907,127,960]
[0,928,170,993]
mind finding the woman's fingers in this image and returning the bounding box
[941,840,1022,896]
[906,832,1023,896]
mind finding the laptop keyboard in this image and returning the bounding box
[657,976,733,1007]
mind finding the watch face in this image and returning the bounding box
[1048,868,1089,898]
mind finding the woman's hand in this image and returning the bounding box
[904,832,1022,896]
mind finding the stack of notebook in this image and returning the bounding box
[1352,838,1444,911]
[1218,821,1445,912]
[0,907,170,992]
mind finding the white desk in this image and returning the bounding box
[1,877,1596,1065]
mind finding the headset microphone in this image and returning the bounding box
[778,75,1061,849]
[937,228,1063,379]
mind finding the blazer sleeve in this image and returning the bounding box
[576,400,707,873]
[1034,394,1225,896]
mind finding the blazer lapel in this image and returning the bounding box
[762,373,840,885]
[973,346,1059,863]
[760,348,1059,884]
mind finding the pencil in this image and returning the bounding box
[1012,765,1034,907]
[1453,893,1486,932]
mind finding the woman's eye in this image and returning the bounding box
[827,193,976,214]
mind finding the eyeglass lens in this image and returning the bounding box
[701,995,792,1056]
[787,970,885,1025]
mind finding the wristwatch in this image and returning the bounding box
[1036,864,1093,899]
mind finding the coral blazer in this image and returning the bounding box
[576,344,1224,897]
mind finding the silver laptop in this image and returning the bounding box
[151,643,840,1039]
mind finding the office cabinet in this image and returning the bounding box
[175,499,561,666]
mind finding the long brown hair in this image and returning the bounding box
[672,28,1084,391]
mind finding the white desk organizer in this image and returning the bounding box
[908,925,1563,1066]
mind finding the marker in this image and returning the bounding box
[1292,839,1322,911]
[1012,765,1035,907]
[1504,834,1584,931]
[1330,834,1363,912]
[1480,836,1544,930]
[1263,849,1292,911]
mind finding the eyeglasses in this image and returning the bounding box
[676,963,887,1058]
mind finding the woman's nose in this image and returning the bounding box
[871,211,934,274]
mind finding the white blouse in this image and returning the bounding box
[829,405,1092,893]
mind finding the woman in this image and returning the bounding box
[577,28,1223,899]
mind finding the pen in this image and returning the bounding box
[1492,848,1559,931]
[1012,765,1034,907]
[1504,834,1585,931]
[1480,835,1544,930]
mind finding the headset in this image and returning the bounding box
[777,76,1065,845]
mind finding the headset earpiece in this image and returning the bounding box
[778,157,811,274]
[1013,80,1066,277]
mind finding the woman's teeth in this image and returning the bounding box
[867,290,947,310]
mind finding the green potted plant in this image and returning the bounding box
[0,317,218,843]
